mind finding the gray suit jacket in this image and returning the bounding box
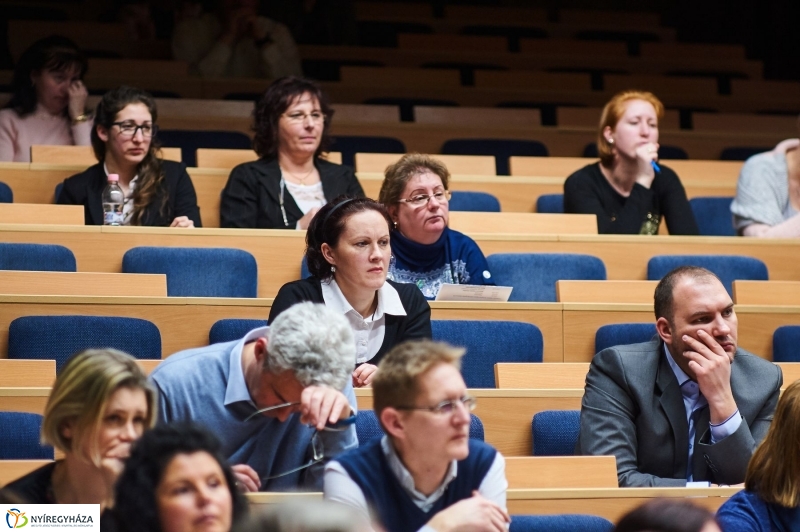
[577,339,782,487]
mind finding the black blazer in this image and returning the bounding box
[269,278,432,366]
[57,160,202,227]
[219,158,364,229]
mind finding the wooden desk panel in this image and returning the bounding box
[0,204,84,225]
[0,271,167,297]
[733,281,800,305]
[557,281,657,304]
[0,360,55,387]
[0,387,49,414]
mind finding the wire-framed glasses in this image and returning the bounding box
[282,111,326,124]
[112,122,157,138]
[396,394,476,415]
[398,190,451,208]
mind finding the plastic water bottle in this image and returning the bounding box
[102,174,124,226]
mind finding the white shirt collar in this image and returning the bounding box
[380,436,457,509]
[224,326,269,406]
[321,278,406,320]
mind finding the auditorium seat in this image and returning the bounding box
[122,247,258,298]
[583,143,688,159]
[531,410,580,456]
[208,319,268,344]
[595,323,657,353]
[647,254,768,296]
[0,412,54,459]
[441,139,549,175]
[773,326,800,362]
[156,130,252,167]
[0,181,12,203]
[0,243,76,272]
[689,197,735,236]
[449,191,501,212]
[487,253,607,302]
[536,194,564,214]
[330,135,405,168]
[720,147,770,161]
[510,514,613,532]
[432,321,543,388]
[8,315,161,372]
[355,410,485,444]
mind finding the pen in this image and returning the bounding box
[651,160,661,173]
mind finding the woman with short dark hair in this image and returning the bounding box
[220,76,364,229]
[113,422,248,532]
[0,36,90,162]
[269,196,431,387]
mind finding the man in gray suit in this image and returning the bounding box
[577,265,782,487]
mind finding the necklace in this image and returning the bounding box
[281,165,315,184]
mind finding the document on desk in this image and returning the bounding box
[435,284,513,302]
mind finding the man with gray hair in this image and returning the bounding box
[151,302,357,491]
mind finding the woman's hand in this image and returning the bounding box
[231,464,261,492]
[67,80,88,122]
[297,207,320,230]
[352,364,378,388]
[634,141,659,189]
[100,440,133,490]
[169,216,195,228]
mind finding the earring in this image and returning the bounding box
[392,220,398,230]
[607,138,614,144]
[331,265,336,273]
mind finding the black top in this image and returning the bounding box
[57,160,202,227]
[219,158,364,229]
[269,278,432,366]
[563,162,699,235]
[4,461,56,503]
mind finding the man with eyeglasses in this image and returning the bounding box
[325,340,510,532]
[150,302,357,491]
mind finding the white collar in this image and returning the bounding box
[380,436,457,504]
[321,278,406,320]
[224,326,269,406]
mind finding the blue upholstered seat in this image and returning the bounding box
[448,191,501,212]
[8,315,161,372]
[331,135,405,168]
[511,514,613,532]
[441,138,548,175]
[0,181,12,203]
[646,254,768,296]
[355,410,485,445]
[122,246,258,297]
[208,319,268,344]
[487,253,606,302]
[0,412,54,459]
[595,323,658,353]
[689,197,735,237]
[773,326,800,362]
[432,320,543,388]
[531,410,580,456]
[536,194,564,214]
[0,243,76,272]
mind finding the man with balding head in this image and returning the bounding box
[578,266,782,487]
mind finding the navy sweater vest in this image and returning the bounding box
[336,439,497,532]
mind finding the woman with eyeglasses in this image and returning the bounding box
[378,153,494,300]
[220,76,364,230]
[269,196,431,388]
[57,86,201,227]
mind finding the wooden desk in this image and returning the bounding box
[495,363,589,389]
[0,204,84,225]
[355,388,582,456]
[0,271,167,297]
[733,281,800,305]
[1,460,52,487]
[31,145,181,165]
[556,281,658,303]
[449,212,598,235]
[355,153,497,175]
[0,360,55,387]
[506,456,617,488]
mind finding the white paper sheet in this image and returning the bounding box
[434,284,513,302]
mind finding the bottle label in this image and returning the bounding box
[103,203,123,226]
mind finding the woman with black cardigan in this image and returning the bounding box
[269,197,431,388]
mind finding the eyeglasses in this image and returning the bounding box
[396,394,476,415]
[112,122,157,138]
[245,401,356,481]
[282,111,325,124]
[398,190,451,208]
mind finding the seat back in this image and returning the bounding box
[583,142,687,159]
[331,136,405,168]
[432,320,543,387]
[0,243,76,272]
[30,144,181,165]
[536,193,564,213]
[595,323,657,353]
[773,326,800,362]
[720,147,770,161]
[356,410,485,444]
[0,412,54,459]
[448,191,501,212]
[510,515,613,532]
[487,253,606,302]
[156,130,251,167]
[689,197,735,236]
[531,410,580,456]
[0,181,12,203]
[8,315,161,372]
[122,247,258,297]
[441,139,549,175]
[646,254,768,296]
[209,319,268,344]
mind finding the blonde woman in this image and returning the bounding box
[716,380,800,531]
[4,349,156,512]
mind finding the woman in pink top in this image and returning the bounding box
[0,36,91,162]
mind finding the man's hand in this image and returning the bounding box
[300,385,353,430]
[682,330,738,424]
[231,464,261,492]
[426,492,510,532]
[352,364,378,388]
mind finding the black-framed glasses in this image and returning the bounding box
[398,190,451,208]
[396,394,476,415]
[112,122,157,138]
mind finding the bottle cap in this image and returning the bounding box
[107,173,119,182]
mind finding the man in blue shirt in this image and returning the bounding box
[151,302,357,491]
